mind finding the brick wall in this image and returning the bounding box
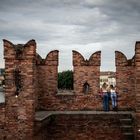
[135,42,140,139]
[35,114,130,140]
[115,42,140,139]
[4,39,36,140]
[36,50,59,110]
[36,50,102,111]
[2,39,140,139]
[73,50,101,95]
[36,48,137,111]
[115,51,135,110]
[0,103,5,139]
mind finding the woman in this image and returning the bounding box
[102,83,109,111]
[110,85,117,111]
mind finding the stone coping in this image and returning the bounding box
[56,93,75,96]
[35,110,135,121]
[56,90,75,96]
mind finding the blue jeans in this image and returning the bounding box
[103,93,109,111]
[111,92,117,109]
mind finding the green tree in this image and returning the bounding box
[58,70,73,89]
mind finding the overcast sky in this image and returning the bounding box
[0,0,140,71]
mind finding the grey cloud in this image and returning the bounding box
[0,0,83,12]
[0,0,140,71]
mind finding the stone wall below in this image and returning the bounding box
[0,103,5,140]
[34,111,134,140]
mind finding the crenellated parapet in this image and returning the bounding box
[36,50,59,66]
[115,46,136,111]
[4,39,140,139]
[44,50,59,66]
[89,51,101,66]
[73,50,101,97]
[4,39,36,60]
[4,39,36,96]
[3,39,37,140]
[36,53,43,65]
[134,41,140,139]
[73,50,85,66]
[115,51,135,66]
[73,50,101,66]
[36,50,59,109]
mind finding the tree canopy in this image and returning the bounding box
[58,70,73,89]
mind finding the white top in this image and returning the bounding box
[102,89,107,92]
[110,89,115,93]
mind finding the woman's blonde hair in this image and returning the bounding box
[102,82,108,89]
[110,85,115,90]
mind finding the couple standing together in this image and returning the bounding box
[102,82,117,111]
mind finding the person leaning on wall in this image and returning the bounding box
[102,82,109,112]
[110,85,118,111]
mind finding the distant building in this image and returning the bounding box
[0,69,4,76]
[100,71,116,87]
[0,69,5,86]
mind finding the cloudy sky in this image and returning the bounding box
[0,0,140,71]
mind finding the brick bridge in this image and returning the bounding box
[0,39,140,139]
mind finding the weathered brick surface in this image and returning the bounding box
[36,50,59,109]
[74,65,100,95]
[4,39,36,140]
[0,103,5,140]
[38,94,103,111]
[35,114,129,140]
[135,42,140,139]
[2,40,140,139]
[36,50,102,110]
[37,49,136,111]
[115,42,140,139]
[115,51,135,110]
